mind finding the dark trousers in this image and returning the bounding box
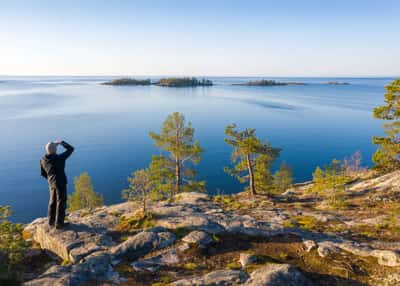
[48,184,67,226]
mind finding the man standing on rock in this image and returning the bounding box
[40,140,74,229]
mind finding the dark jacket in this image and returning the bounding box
[40,141,74,187]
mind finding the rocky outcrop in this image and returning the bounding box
[244,264,313,286]
[110,230,175,260]
[24,219,114,263]
[24,251,118,286]
[171,270,248,286]
[23,171,400,285]
[182,230,213,248]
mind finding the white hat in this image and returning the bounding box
[46,142,58,155]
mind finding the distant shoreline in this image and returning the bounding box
[102,77,213,87]
[101,77,351,87]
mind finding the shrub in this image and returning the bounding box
[68,172,104,212]
[0,206,30,284]
[310,159,352,194]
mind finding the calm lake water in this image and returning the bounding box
[0,76,393,222]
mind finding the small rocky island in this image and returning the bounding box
[235,79,306,86]
[156,77,213,87]
[324,81,350,85]
[21,170,400,286]
[102,78,152,86]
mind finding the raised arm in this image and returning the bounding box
[58,141,74,160]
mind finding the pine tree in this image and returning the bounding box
[372,79,400,172]
[311,159,350,193]
[68,172,104,211]
[273,162,293,193]
[224,124,281,196]
[148,155,176,199]
[0,205,29,281]
[149,112,205,194]
[122,169,154,215]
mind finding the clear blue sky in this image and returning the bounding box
[1,0,399,76]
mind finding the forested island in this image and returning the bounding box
[235,79,307,86]
[101,78,152,86]
[156,77,213,87]
[102,77,213,87]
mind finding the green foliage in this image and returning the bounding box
[310,159,352,209]
[284,215,318,230]
[0,206,30,283]
[372,79,400,172]
[326,186,348,210]
[68,172,104,212]
[224,124,281,196]
[122,168,156,214]
[157,77,212,87]
[183,262,198,270]
[102,78,151,86]
[310,159,351,193]
[117,213,156,231]
[149,112,205,194]
[272,162,293,193]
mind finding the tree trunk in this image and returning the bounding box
[142,190,146,215]
[175,127,181,194]
[246,154,256,196]
[175,156,180,193]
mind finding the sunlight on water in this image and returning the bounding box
[0,76,392,222]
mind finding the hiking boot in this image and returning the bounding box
[55,222,70,229]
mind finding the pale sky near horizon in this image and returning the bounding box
[0,0,399,77]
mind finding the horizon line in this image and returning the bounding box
[0,74,398,78]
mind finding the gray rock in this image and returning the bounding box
[371,250,400,267]
[110,231,175,260]
[171,269,248,286]
[245,264,313,286]
[379,273,400,286]
[239,253,257,268]
[157,231,177,248]
[175,192,210,204]
[24,218,115,263]
[131,248,180,272]
[303,240,317,252]
[182,231,213,248]
[156,213,225,234]
[24,251,116,286]
[317,242,340,258]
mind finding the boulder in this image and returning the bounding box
[171,270,248,286]
[24,251,117,286]
[156,213,225,234]
[317,241,340,258]
[131,248,180,272]
[371,250,400,267]
[182,231,213,248]
[110,231,175,260]
[239,253,257,268]
[24,219,114,263]
[244,264,313,286]
[303,240,317,252]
